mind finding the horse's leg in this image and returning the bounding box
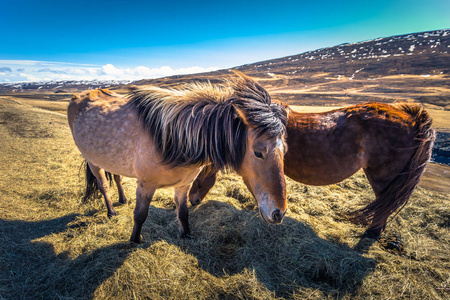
[87,162,117,218]
[362,167,399,239]
[174,185,192,238]
[114,174,127,204]
[130,181,155,243]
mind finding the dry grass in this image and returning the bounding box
[1,95,70,115]
[0,97,449,299]
[420,164,450,194]
[422,109,450,133]
[264,73,450,111]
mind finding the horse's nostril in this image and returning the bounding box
[272,209,282,223]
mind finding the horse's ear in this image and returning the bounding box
[231,69,253,82]
[273,100,290,118]
[231,69,262,88]
[232,104,250,126]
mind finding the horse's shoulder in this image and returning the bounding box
[68,89,124,127]
[86,89,116,101]
[71,89,116,103]
[343,102,417,125]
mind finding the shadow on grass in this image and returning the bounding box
[0,201,376,299]
[0,214,135,299]
[141,200,377,298]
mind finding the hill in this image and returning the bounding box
[133,29,450,109]
[0,79,131,93]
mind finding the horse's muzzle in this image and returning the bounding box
[271,209,284,223]
[260,208,285,224]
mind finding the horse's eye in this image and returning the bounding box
[254,151,263,159]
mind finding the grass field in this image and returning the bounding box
[0,96,449,299]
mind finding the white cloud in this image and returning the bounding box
[99,64,217,80]
[0,60,219,83]
[102,64,124,77]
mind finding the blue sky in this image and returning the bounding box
[0,0,449,82]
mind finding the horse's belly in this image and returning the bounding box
[284,148,365,185]
[284,124,367,185]
[73,135,138,178]
[286,163,361,185]
[81,148,137,178]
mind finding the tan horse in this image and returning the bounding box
[189,102,435,239]
[68,72,288,243]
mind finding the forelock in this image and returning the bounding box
[229,71,287,138]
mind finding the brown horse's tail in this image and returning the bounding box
[350,104,435,232]
[81,160,113,203]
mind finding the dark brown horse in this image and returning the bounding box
[68,72,288,243]
[189,102,435,238]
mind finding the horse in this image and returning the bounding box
[67,71,288,243]
[189,102,435,239]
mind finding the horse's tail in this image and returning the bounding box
[81,160,113,203]
[351,103,435,230]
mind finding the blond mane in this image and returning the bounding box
[127,73,287,169]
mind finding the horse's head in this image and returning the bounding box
[238,129,287,224]
[189,165,218,206]
[230,71,288,224]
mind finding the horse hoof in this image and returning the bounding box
[130,234,143,244]
[363,228,381,239]
[119,198,127,205]
[181,233,193,239]
[107,211,117,218]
